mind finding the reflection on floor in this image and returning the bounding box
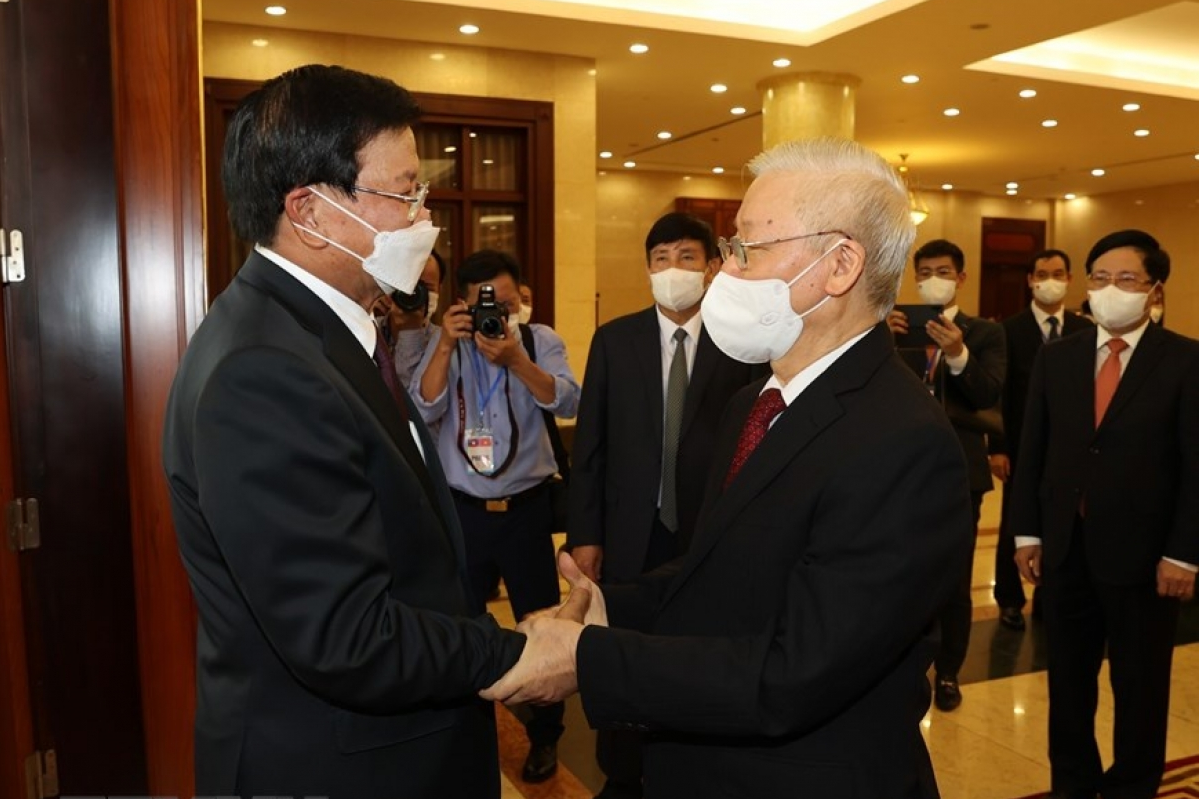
[490,520,1199,799]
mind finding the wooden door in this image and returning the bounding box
[979,218,1046,321]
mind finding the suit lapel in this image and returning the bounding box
[1099,323,1167,431]
[678,327,718,440]
[635,308,666,446]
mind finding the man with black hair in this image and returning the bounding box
[887,238,1006,712]
[388,249,446,388]
[413,248,581,783]
[567,212,765,798]
[1011,229,1199,799]
[988,249,1092,630]
[162,65,579,799]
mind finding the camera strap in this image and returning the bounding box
[455,342,519,478]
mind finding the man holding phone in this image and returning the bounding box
[887,238,1006,712]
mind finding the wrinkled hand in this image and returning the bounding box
[886,309,908,335]
[926,315,964,358]
[1157,560,1196,601]
[479,585,588,705]
[1014,544,1042,586]
[571,544,604,583]
[989,454,1011,482]
[558,549,607,627]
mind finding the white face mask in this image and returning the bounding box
[1088,284,1153,332]
[700,239,845,364]
[916,276,958,307]
[506,313,521,335]
[518,304,533,325]
[426,290,440,318]
[650,268,706,312]
[294,187,441,295]
[1032,278,1068,306]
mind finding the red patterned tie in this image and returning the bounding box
[1094,338,1127,428]
[373,332,410,422]
[723,388,786,488]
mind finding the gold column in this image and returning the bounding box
[757,72,861,147]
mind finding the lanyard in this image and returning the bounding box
[454,343,520,478]
[469,346,504,425]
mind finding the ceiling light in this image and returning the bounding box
[623,160,636,168]
[1194,153,1199,160]
[1019,89,1037,98]
[1134,129,1150,137]
[730,106,747,115]
[1006,189,1018,196]
[599,151,612,159]
[444,146,458,153]
[657,131,672,140]
[712,167,725,174]
[482,159,494,165]
[459,24,480,35]
[429,53,446,61]
[773,58,791,68]
[941,183,953,191]
[264,5,286,16]
[898,154,929,226]
[252,38,269,47]
[468,132,477,138]
[901,75,920,84]
[1091,168,1106,176]
[1041,119,1058,128]
[629,43,649,54]
[710,83,728,93]
[1006,182,1018,189]
[1064,193,1077,200]
[943,108,960,117]
[1123,103,1140,112]
[588,68,597,76]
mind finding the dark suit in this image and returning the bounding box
[568,306,765,580]
[1010,322,1199,799]
[576,324,974,799]
[162,252,524,799]
[990,306,1092,610]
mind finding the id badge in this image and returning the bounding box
[465,427,498,475]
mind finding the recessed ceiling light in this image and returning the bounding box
[623,160,636,168]
[773,58,791,68]
[730,106,747,115]
[445,146,458,154]
[430,53,446,61]
[1064,193,1077,200]
[468,132,477,138]
[482,159,494,165]
[252,38,269,47]
[599,151,612,159]
[682,175,692,181]
[1006,182,1019,189]
[629,43,649,54]
[710,83,728,93]
[901,75,920,84]
[1092,168,1106,177]
[943,108,961,117]
[1006,189,1018,196]
[712,167,725,174]
[1041,119,1058,128]
[588,68,597,76]
[265,5,286,16]
[657,131,672,140]
[1134,128,1150,137]
[1194,153,1199,160]
[459,24,480,35]
[941,183,953,191]
[1123,103,1140,112]
[1019,89,1037,98]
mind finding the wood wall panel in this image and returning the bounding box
[110,0,204,794]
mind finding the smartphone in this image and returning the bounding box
[893,304,944,349]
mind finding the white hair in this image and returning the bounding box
[749,138,915,319]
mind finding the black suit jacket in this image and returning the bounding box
[1010,322,1199,585]
[575,324,973,798]
[162,253,524,799]
[567,306,765,581]
[990,306,1092,460]
[934,311,1006,493]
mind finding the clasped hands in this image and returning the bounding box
[480,550,607,706]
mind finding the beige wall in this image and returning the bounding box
[202,22,598,374]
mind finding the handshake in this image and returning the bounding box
[480,550,607,705]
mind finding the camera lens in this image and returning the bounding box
[479,316,504,337]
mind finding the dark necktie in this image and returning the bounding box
[659,328,689,531]
[1094,338,1127,428]
[723,388,785,489]
[1046,316,1060,341]
[373,332,409,423]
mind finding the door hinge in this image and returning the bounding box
[7,498,40,552]
[24,749,58,799]
[2,228,26,284]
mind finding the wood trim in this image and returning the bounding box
[110,0,204,794]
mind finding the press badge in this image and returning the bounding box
[465,427,498,475]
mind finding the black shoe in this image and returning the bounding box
[522,742,558,783]
[934,674,962,712]
[999,606,1026,631]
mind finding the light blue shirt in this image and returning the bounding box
[411,323,580,497]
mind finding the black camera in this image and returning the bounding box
[469,284,508,339]
[390,282,429,314]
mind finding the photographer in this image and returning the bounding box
[386,249,445,389]
[412,249,580,783]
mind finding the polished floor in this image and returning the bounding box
[488,490,1199,799]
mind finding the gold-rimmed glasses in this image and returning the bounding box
[718,230,851,270]
[353,181,429,222]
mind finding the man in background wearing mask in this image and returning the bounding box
[988,250,1092,631]
[1011,230,1199,799]
[161,65,540,799]
[567,212,764,799]
[413,248,581,784]
[886,238,1006,712]
[482,138,973,799]
[387,249,445,389]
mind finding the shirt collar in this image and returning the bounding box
[655,306,704,349]
[1030,302,1062,330]
[941,305,959,322]
[767,327,872,407]
[1096,318,1150,353]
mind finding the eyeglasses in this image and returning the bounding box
[916,266,959,280]
[1086,272,1154,291]
[354,181,429,222]
[717,230,851,270]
